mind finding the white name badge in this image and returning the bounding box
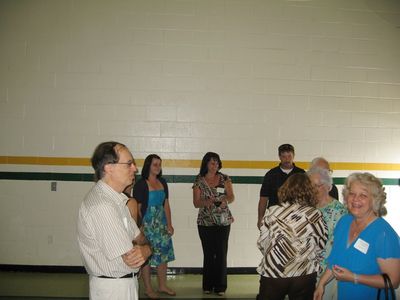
[354,238,369,254]
[123,217,128,229]
[216,187,225,194]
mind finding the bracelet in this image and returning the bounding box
[353,273,359,284]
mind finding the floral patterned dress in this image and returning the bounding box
[317,199,347,300]
[318,199,347,272]
[143,190,175,267]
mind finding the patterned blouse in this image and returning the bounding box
[192,173,234,226]
[257,202,328,278]
[318,199,347,273]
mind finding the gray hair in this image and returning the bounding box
[307,167,333,189]
[310,157,329,169]
[342,172,387,217]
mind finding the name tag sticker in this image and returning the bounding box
[216,187,225,194]
[123,217,128,229]
[354,238,369,254]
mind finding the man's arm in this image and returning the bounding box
[258,171,272,229]
[121,231,152,269]
[121,244,151,269]
[257,196,269,229]
[121,211,152,269]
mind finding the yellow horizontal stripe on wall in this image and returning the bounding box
[1,156,400,171]
[330,162,400,171]
[0,156,92,166]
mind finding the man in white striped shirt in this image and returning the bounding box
[77,141,151,300]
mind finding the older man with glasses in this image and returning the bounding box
[77,141,151,300]
[309,157,339,201]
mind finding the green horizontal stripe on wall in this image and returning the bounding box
[0,172,399,185]
[0,172,95,182]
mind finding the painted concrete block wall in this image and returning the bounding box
[0,0,399,267]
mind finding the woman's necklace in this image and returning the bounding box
[351,216,375,239]
[351,222,365,238]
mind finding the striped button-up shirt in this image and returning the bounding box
[257,202,328,278]
[77,180,140,277]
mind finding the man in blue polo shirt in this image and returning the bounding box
[257,144,305,229]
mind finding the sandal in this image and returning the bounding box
[144,290,160,299]
[158,288,176,296]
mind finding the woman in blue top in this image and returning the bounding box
[314,172,400,300]
[133,154,175,299]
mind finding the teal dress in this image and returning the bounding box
[143,190,175,267]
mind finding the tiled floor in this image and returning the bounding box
[0,272,259,299]
[1,272,399,299]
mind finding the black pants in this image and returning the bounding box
[198,225,230,293]
[257,273,317,300]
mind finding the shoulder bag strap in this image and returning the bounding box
[382,273,396,300]
[377,273,388,300]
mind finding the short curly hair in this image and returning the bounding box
[342,172,387,217]
[307,167,333,190]
[278,173,318,207]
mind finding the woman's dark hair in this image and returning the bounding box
[278,173,317,207]
[141,154,162,180]
[199,152,222,176]
[91,141,125,181]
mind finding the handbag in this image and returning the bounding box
[377,273,396,300]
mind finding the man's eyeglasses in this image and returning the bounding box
[109,161,136,168]
[313,183,325,189]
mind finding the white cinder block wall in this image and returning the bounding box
[0,0,399,267]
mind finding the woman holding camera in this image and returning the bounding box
[193,152,235,296]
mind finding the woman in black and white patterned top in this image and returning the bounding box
[257,173,328,300]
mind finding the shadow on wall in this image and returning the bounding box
[365,0,400,28]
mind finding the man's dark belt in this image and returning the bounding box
[97,272,138,279]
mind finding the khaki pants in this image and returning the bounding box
[89,275,138,300]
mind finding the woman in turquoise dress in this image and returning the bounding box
[133,154,175,299]
[314,173,400,300]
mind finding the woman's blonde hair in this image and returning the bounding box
[342,172,387,217]
[278,173,318,207]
